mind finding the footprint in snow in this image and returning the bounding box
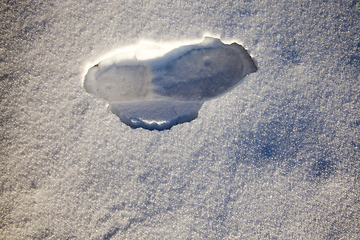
[84,37,257,130]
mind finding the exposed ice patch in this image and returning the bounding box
[84,37,257,130]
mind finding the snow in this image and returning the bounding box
[110,100,203,130]
[1,0,360,239]
[84,37,257,130]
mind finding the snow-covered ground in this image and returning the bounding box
[1,0,359,239]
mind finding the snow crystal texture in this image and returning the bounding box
[1,0,359,239]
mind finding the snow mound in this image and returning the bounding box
[84,37,257,130]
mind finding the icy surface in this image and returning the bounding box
[84,37,257,130]
[1,0,360,239]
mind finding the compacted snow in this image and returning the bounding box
[1,0,359,239]
[84,37,257,130]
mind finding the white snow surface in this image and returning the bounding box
[1,0,360,239]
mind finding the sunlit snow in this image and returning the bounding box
[1,0,359,239]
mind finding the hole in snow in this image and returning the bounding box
[83,37,257,130]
